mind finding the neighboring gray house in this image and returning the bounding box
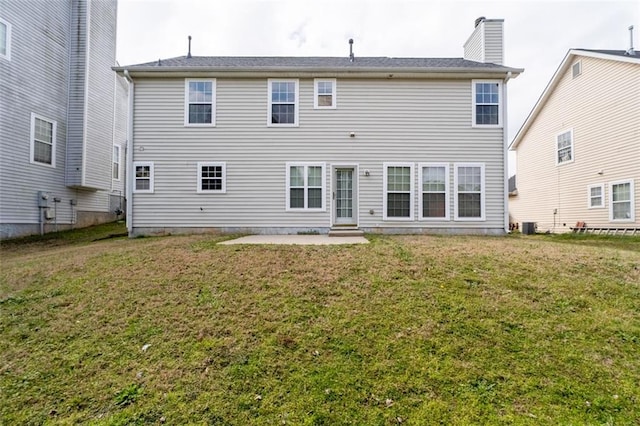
[0,0,127,239]
[115,17,522,237]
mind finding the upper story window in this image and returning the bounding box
[133,162,154,193]
[197,162,226,193]
[610,180,634,222]
[472,80,502,127]
[556,129,573,165]
[185,79,215,126]
[0,18,11,60]
[268,79,298,126]
[30,113,56,167]
[314,79,336,109]
[454,163,485,221]
[419,163,449,220]
[286,163,325,211]
[572,61,582,78]
[383,163,414,220]
[113,145,121,180]
[588,184,604,209]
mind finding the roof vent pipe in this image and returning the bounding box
[627,25,635,56]
[187,35,192,59]
[474,16,486,27]
[349,38,354,62]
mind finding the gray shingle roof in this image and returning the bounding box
[120,55,521,72]
[575,49,640,59]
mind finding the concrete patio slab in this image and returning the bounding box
[218,235,369,245]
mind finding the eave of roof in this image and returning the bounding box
[510,49,639,150]
[113,55,523,78]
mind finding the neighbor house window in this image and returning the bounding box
[197,162,226,193]
[133,162,154,193]
[30,113,56,167]
[0,18,11,60]
[185,79,215,125]
[286,163,325,211]
[384,163,414,220]
[610,180,634,222]
[454,163,485,220]
[572,61,581,78]
[588,184,604,208]
[112,145,121,180]
[419,163,449,220]
[556,129,573,165]
[314,79,336,109]
[268,79,298,126]
[472,80,502,127]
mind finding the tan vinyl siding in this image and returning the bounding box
[131,77,506,233]
[510,55,640,232]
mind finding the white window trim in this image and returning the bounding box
[197,162,226,194]
[418,163,450,221]
[313,78,337,109]
[285,162,326,212]
[29,113,56,168]
[609,179,635,222]
[587,183,604,209]
[113,144,121,181]
[454,163,485,221]
[0,18,11,61]
[133,161,154,194]
[471,80,503,128]
[184,79,216,126]
[383,162,415,221]
[556,129,574,166]
[268,79,299,127]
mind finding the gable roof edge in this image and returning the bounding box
[510,48,640,150]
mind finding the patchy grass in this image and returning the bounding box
[1,230,639,424]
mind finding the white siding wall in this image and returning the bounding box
[510,55,640,232]
[0,0,120,239]
[131,77,507,234]
[84,0,117,191]
[483,21,503,65]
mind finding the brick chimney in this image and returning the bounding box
[463,17,504,65]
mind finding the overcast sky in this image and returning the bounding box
[116,0,639,175]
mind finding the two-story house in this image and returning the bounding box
[0,0,127,239]
[509,46,639,233]
[115,17,522,237]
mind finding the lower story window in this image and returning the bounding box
[286,163,325,211]
[454,163,485,220]
[588,184,604,208]
[197,162,226,193]
[384,163,414,220]
[30,113,56,167]
[420,164,449,219]
[133,161,154,193]
[610,180,634,221]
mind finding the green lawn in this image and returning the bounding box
[1,224,639,425]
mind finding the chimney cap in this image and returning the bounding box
[474,16,486,27]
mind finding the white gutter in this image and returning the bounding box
[503,71,512,233]
[123,69,134,235]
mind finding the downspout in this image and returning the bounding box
[123,69,134,235]
[502,71,512,233]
